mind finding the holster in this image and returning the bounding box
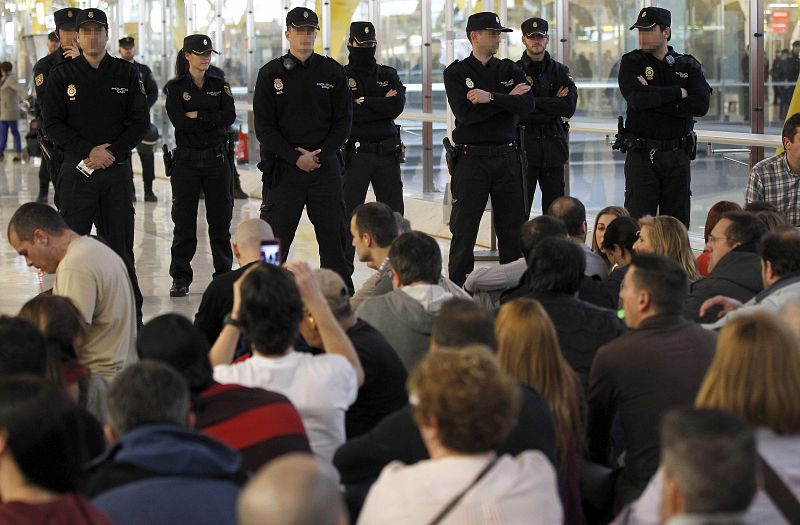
[686,130,698,160]
[162,144,174,177]
[257,154,279,190]
[443,137,459,175]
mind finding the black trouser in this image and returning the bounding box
[260,159,354,293]
[169,146,233,286]
[57,159,143,323]
[448,150,525,287]
[343,149,404,216]
[624,148,691,228]
[136,142,155,193]
[525,164,565,217]
[38,156,51,197]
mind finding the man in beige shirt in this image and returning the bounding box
[7,202,136,379]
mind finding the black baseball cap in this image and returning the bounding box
[183,34,219,55]
[522,17,549,37]
[119,36,135,48]
[286,7,320,30]
[630,7,671,30]
[350,21,377,44]
[47,31,59,42]
[465,12,512,33]
[53,8,80,30]
[76,8,108,29]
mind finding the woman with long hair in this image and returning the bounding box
[623,311,800,524]
[634,215,699,281]
[591,205,630,269]
[495,298,584,525]
[164,35,236,298]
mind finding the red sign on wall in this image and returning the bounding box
[773,10,789,35]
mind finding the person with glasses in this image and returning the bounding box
[164,34,236,298]
[517,17,578,218]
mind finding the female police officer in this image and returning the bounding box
[165,34,236,297]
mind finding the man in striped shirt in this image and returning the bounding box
[746,113,800,226]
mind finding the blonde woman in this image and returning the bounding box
[634,215,699,281]
[621,311,800,525]
[496,298,584,525]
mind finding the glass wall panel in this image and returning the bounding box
[764,2,800,133]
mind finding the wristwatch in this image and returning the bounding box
[223,313,241,328]
[488,92,494,102]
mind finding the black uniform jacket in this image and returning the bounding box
[253,52,353,164]
[164,71,236,149]
[344,62,405,141]
[43,53,149,162]
[517,51,577,167]
[618,47,711,140]
[444,54,534,145]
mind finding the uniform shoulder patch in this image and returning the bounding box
[35,73,44,86]
[139,79,145,95]
[224,84,232,97]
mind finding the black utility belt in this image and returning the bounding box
[175,144,226,160]
[623,135,690,152]
[456,142,517,157]
[348,136,401,154]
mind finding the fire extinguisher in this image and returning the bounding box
[235,127,249,164]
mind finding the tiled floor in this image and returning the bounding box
[0,156,458,323]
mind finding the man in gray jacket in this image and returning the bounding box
[683,212,767,322]
[355,231,452,371]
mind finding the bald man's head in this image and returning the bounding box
[233,219,274,264]
[237,454,347,525]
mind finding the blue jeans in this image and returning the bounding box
[0,120,21,153]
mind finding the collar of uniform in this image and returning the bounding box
[520,50,551,69]
[286,51,319,68]
[76,51,113,71]
[465,53,497,69]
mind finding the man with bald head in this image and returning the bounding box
[238,454,347,525]
[195,218,274,344]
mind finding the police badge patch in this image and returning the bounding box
[67,84,77,97]
[35,74,44,86]
[274,78,284,91]
[645,66,654,81]
[182,91,191,101]
[348,78,357,89]
[466,77,474,88]
[526,75,533,85]
[139,80,146,95]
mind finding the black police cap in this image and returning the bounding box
[630,7,671,30]
[119,36,135,48]
[350,21,377,44]
[53,8,80,30]
[183,34,219,55]
[76,8,108,29]
[286,7,319,30]
[465,12,512,33]
[47,31,59,42]
[522,17,548,37]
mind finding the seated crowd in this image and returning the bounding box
[2,192,800,525]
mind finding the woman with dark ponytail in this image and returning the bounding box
[164,35,236,298]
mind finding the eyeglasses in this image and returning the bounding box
[707,234,732,244]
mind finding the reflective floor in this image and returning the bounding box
[0,156,433,322]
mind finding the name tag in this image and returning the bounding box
[317,82,334,90]
[501,79,514,87]
[111,87,128,94]
[377,80,389,87]
[207,91,221,96]
[675,72,688,79]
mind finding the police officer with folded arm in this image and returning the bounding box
[517,17,577,217]
[343,21,406,216]
[119,36,160,203]
[33,7,81,204]
[444,12,534,287]
[164,35,236,298]
[253,7,354,291]
[617,7,711,228]
[42,8,148,323]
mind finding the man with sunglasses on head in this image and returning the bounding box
[254,7,354,293]
[617,7,711,228]
[517,17,577,218]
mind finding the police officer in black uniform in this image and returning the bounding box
[33,7,81,205]
[253,7,354,291]
[119,36,159,202]
[517,17,577,217]
[42,8,149,322]
[618,7,711,227]
[343,21,406,216]
[164,35,236,298]
[444,12,534,287]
